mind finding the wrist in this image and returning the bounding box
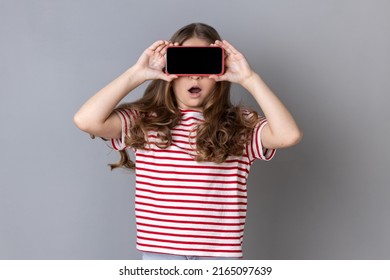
[240,71,259,90]
[125,64,146,86]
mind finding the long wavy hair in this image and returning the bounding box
[109,23,259,170]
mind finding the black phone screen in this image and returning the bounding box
[166,47,224,75]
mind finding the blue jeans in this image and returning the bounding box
[142,252,240,260]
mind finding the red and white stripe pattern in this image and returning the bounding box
[111,108,275,257]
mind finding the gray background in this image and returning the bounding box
[1,0,389,260]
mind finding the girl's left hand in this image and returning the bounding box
[209,40,254,85]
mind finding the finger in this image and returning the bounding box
[160,44,169,56]
[144,40,166,56]
[214,40,230,56]
[209,74,226,82]
[222,40,239,55]
[155,45,165,54]
[155,41,168,53]
[168,74,178,81]
[156,69,177,81]
[148,40,166,51]
[161,73,178,82]
[214,40,223,46]
[215,40,235,57]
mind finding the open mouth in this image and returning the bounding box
[188,86,202,95]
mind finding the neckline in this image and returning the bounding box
[179,109,203,114]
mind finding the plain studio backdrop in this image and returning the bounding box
[1,0,389,260]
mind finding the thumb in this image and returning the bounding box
[160,73,178,82]
[209,75,226,82]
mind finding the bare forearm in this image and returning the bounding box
[241,72,302,146]
[74,65,144,128]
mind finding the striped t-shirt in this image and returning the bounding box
[111,108,276,258]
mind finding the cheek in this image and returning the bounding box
[205,80,217,92]
[172,79,186,93]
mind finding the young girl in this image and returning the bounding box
[74,23,302,260]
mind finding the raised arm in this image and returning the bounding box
[209,40,303,149]
[73,40,177,139]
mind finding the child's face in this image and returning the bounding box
[171,37,217,111]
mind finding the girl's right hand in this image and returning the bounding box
[135,40,178,82]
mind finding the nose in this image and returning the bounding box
[189,75,202,80]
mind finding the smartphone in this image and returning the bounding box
[165,46,224,76]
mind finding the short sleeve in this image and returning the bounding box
[110,107,138,151]
[246,116,276,163]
